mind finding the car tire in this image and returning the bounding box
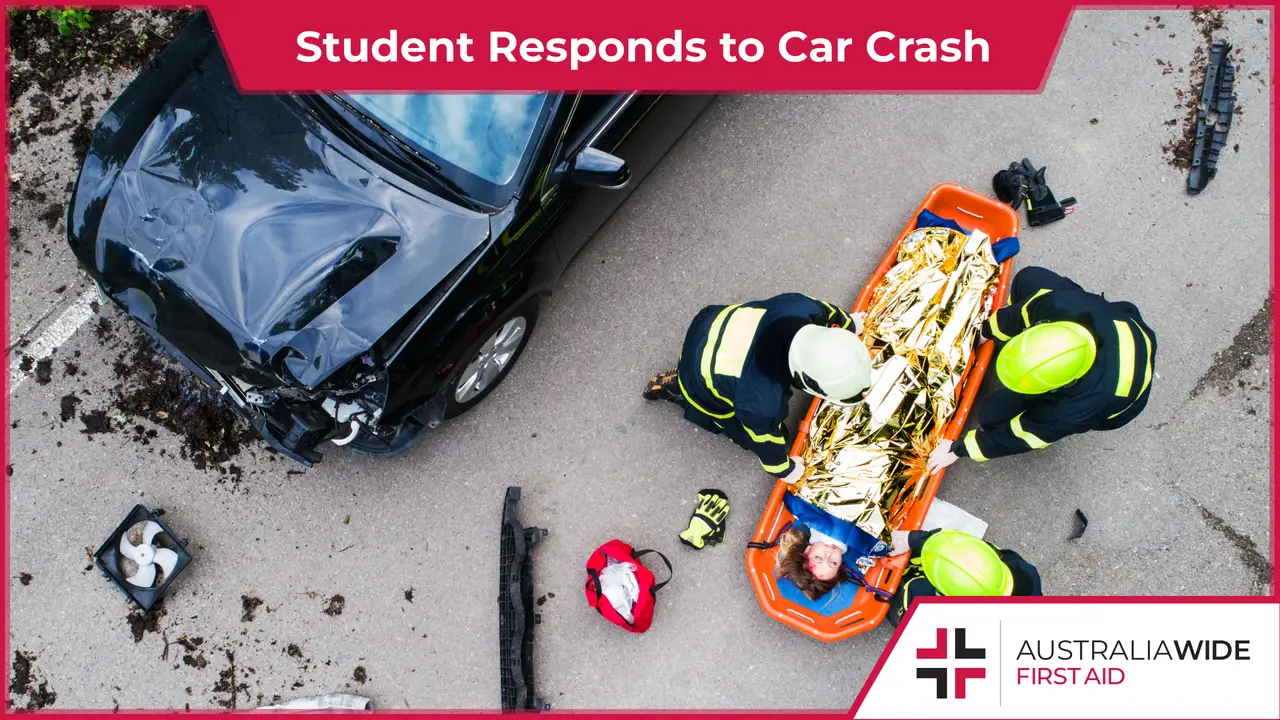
[444,296,540,419]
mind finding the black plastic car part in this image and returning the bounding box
[499,487,550,711]
[1188,42,1236,195]
[94,505,193,612]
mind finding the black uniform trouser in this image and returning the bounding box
[682,405,788,456]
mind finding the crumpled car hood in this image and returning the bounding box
[79,37,490,389]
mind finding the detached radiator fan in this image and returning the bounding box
[94,505,192,611]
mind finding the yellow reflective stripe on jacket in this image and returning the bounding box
[1020,288,1052,327]
[679,375,734,420]
[1107,324,1154,420]
[761,458,791,474]
[1010,413,1050,449]
[1113,320,1135,398]
[1137,325,1153,397]
[700,305,738,407]
[963,430,988,462]
[745,426,786,445]
[713,307,766,379]
[989,312,1012,341]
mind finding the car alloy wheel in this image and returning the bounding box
[455,316,528,405]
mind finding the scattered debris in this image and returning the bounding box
[323,595,346,617]
[1068,509,1089,540]
[241,595,264,622]
[352,666,368,684]
[212,650,249,710]
[404,588,414,603]
[176,636,204,652]
[17,356,34,373]
[126,602,166,644]
[80,409,114,436]
[285,644,303,659]
[112,328,256,474]
[34,358,53,384]
[59,394,81,423]
[1196,502,1272,591]
[10,650,57,710]
[1190,294,1271,398]
[8,10,194,117]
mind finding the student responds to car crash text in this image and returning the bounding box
[295,30,990,70]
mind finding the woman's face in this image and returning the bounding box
[805,542,843,581]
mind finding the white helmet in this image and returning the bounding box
[788,325,873,406]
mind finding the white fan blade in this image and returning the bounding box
[142,521,165,546]
[153,548,180,582]
[119,533,144,563]
[126,562,156,587]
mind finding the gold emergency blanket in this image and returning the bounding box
[791,226,1000,541]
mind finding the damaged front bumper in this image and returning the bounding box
[132,319,333,466]
[103,278,453,467]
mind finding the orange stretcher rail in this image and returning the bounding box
[744,183,1019,642]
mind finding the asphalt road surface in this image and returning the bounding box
[5,9,1273,711]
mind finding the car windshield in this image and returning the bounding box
[341,93,550,200]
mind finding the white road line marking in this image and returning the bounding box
[8,289,98,395]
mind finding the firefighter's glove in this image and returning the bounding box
[851,312,867,336]
[926,445,960,473]
[779,457,807,485]
[889,530,912,557]
[679,489,730,550]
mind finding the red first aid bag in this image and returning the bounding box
[584,539,672,633]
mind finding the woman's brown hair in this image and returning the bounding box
[775,526,840,600]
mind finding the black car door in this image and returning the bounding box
[544,93,664,267]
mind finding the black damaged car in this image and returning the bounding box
[67,13,712,465]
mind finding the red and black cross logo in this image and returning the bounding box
[916,628,986,699]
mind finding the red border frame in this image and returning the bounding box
[1,2,1275,717]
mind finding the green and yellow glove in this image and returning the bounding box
[679,489,730,550]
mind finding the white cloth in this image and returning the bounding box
[922,498,989,539]
[807,528,848,554]
[598,558,640,623]
[257,694,372,712]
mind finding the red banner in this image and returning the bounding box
[179,0,1078,92]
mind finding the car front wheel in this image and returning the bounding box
[445,297,539,418]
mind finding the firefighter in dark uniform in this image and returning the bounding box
[886,528,1043,627]
[644,292,874,492]
[927,266,1157,473]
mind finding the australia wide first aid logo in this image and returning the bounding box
[854,603,1279,719]
[915,627,990,699]
[913,625,1135,701]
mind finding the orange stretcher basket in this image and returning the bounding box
[745,183,1019,642]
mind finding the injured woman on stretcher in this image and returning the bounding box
[766,215,1001,614]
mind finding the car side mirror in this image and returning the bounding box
[568,147,630,189]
